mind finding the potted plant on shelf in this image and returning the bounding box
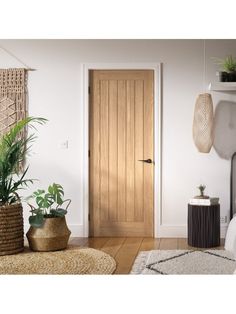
[0,117,46,255]
[214,55,236,82]
[194,184,209,199]
[26,183,71,252]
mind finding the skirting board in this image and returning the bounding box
[24,224,84,237]
[158,224,228,239]
[24,224,228,238]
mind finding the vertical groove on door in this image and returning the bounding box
[100,80,109,221]
[134,80,144,222]
[118,80,126,221]
[108,80,118,221]
[126,80,135,222]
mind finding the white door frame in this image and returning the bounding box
[81,62,162,238]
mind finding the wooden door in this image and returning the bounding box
[89,70,154,237]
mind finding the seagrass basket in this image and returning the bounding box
[0,203,24,255]
[27,217,71,252]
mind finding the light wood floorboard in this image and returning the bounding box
[100,238,126,258]
[87,237,109,249]
[177,238,192,250]
[68,237,225,274]
[114,238,143,274]
[139,238,160,251]
[159,238,178,249]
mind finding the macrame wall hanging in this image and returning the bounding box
[0,68,28,136]
[0,45,35,138]
[0,45,35,170]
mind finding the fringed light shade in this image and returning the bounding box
[193,93,214,153]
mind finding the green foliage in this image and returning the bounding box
[213,55,236,72]
[0,117,47,205]
[197,184,206,196]
[28,183,71,228]
[29,212,44,228]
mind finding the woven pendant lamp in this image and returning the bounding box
[192,40,214,153]
[193,93,214,153]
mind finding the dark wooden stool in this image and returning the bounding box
[188,204,220,248]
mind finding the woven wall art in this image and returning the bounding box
[0,68,27,136]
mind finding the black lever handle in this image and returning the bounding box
[138,159,152,163]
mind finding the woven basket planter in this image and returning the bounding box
[27,217,71,252]
[0,203,24,255]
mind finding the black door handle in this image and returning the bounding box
[138,159,152,163]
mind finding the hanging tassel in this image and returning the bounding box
[192,93,214,153]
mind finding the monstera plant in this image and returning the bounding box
[27,183,71,227]
[0,117,47,255]
[26,183,71,252]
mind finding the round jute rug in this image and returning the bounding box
[0,247,116,274]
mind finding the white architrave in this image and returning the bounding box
[81,63,162,238]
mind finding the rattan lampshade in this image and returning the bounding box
[193,93,214,153]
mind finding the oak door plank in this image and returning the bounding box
[117,80,126,221]
[134,80,144,222]
[126,80,135,222]
[108,80,118,222]
[143,71,154,236]
[100,80,109,222]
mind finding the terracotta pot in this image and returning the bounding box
[0,203,24,255]
[26,217,71,252]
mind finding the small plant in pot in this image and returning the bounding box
[0,117,46,255]
[26,183,71,252]
[214,55,236,82]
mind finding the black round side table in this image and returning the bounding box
[188,204,220,248]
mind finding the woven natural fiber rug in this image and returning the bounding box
[0,247,116,274]
[130,250,236,275]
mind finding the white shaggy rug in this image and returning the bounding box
[130,250,236,274]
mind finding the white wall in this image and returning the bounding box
[0,39,236,237]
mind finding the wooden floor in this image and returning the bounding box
[69,237,225,274]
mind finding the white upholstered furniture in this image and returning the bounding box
[225,215,236,258]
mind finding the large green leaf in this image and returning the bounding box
[48,183,64,205]
[50,208,67,217]
[35,193,54,209]
[29,214,44,228]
